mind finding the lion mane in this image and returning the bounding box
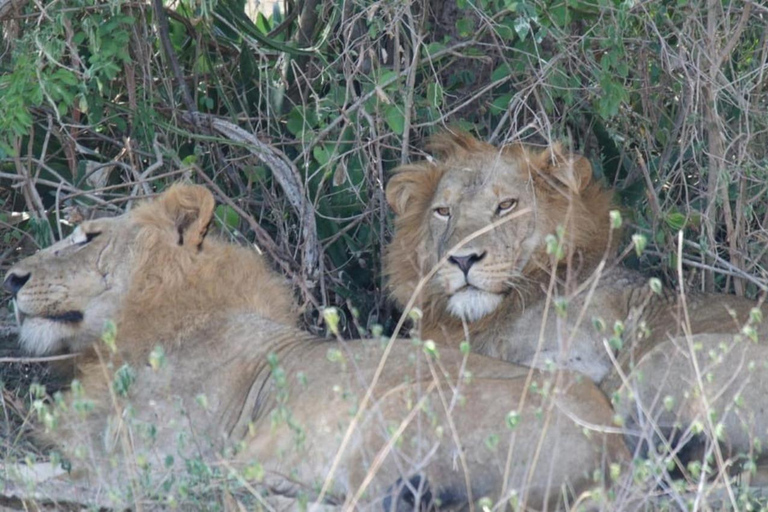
[385,131,614,346]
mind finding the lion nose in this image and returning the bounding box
[448,252,486,276]
[3,271,30,295]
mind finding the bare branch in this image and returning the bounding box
[183,112,320,282]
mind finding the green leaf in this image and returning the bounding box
[286,115,304,137]
[113,364,136,397]
[491,63,512,82]
[102,320,118,352]
[215,0,314,56]
[148,346,167,371]
[665,212,687,231]
[490,93,512,114]
[323,307,340,336]
[550,2,570,27]
[384,105,405,135]
[496,19,516,41]
[52,68,78,86]
[378,70,399,89]
[245,165,268,182]
[255,12,271,34]
[423,339,439,358]
[609,210,622,229]
[286,106,318,137]
[313,145,331,166]
[456,17,475,38]
[505,410,521,429]
[427,83,444,108]
[631,234,647,256]
[215,205,240,230]
[423,42,446,58]
[597,77,628,119]
[513,16,531,41]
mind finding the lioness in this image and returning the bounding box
[384,131,767,474]
[3,184,626,510]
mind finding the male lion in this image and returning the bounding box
[384,131,768,477]
[3,184,626,510]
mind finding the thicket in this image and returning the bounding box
[1,0,767,332]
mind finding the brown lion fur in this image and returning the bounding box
[117,185,297,358]
[385,130,615,345]
[4,183,628,509]
[385,133,768,476]
[9,183,298,444]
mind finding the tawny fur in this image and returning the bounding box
[118,187,297,358]
[385,132,768,473]
[385,130,614,347]
[5,184,628,510]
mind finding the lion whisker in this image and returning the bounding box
[13,299,21,327]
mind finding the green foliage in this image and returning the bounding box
[0,0,133,154]
[113,364,137,397]
[1,0,766,341]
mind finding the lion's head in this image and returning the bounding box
[385,131,614,330]
[3,184,296,357]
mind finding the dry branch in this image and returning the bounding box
[182,112,320,283]
[0,0,25,20]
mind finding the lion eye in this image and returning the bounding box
[497,199,518,214]
[433,206,451,219]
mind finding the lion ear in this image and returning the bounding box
[533,143,593,193]
[386,163,443,216]
[157,184,215,248]
[427,130,488,160]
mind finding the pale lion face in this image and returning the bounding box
[386,132,597,324]
[3,184,217,355]
[425,158,541,322]
[3,217,137,355]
